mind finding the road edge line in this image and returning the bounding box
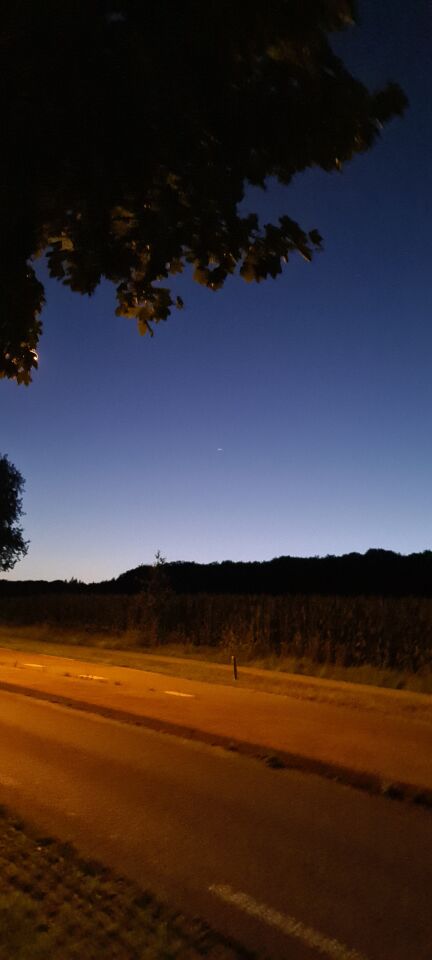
[209,884,368,960]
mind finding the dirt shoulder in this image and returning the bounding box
[1,644,432,805]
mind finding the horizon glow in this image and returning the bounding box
[1,0,431,582]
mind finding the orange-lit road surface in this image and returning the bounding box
[1,647,432,795]
[0,690,432,960]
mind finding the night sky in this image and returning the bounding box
[1,1,431,582]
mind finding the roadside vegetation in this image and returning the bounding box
[1,587,432,695]
[3,551,432,693]
[0,805,250,960]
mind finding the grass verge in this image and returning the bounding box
[1,625,432,696]
[0,805,252,960]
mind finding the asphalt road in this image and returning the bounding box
[1,647,432,793]
[0,690,431,960]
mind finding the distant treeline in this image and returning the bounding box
[2,549,432,598]
[0,591,431,673]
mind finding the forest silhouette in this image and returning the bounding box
[2,549,432,598]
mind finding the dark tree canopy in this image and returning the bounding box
[0,454,28,570]
[1,1,406,383]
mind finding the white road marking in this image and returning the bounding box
[209,884,368,960]
[23,662,44,669]
[0,775,19,787]
[164,690,195,698]
[78,674,108,682]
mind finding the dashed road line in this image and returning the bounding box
[164,690,195,698]
[23,663,44,669]
[0,775,19,787]
[78,674,108,682]
[209,884,368,960]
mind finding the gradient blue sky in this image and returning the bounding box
[1,0,431,582]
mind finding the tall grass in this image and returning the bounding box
[1,592,432,672]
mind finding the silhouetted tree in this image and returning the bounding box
[1,2,406,383]
[0,454,28,570]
